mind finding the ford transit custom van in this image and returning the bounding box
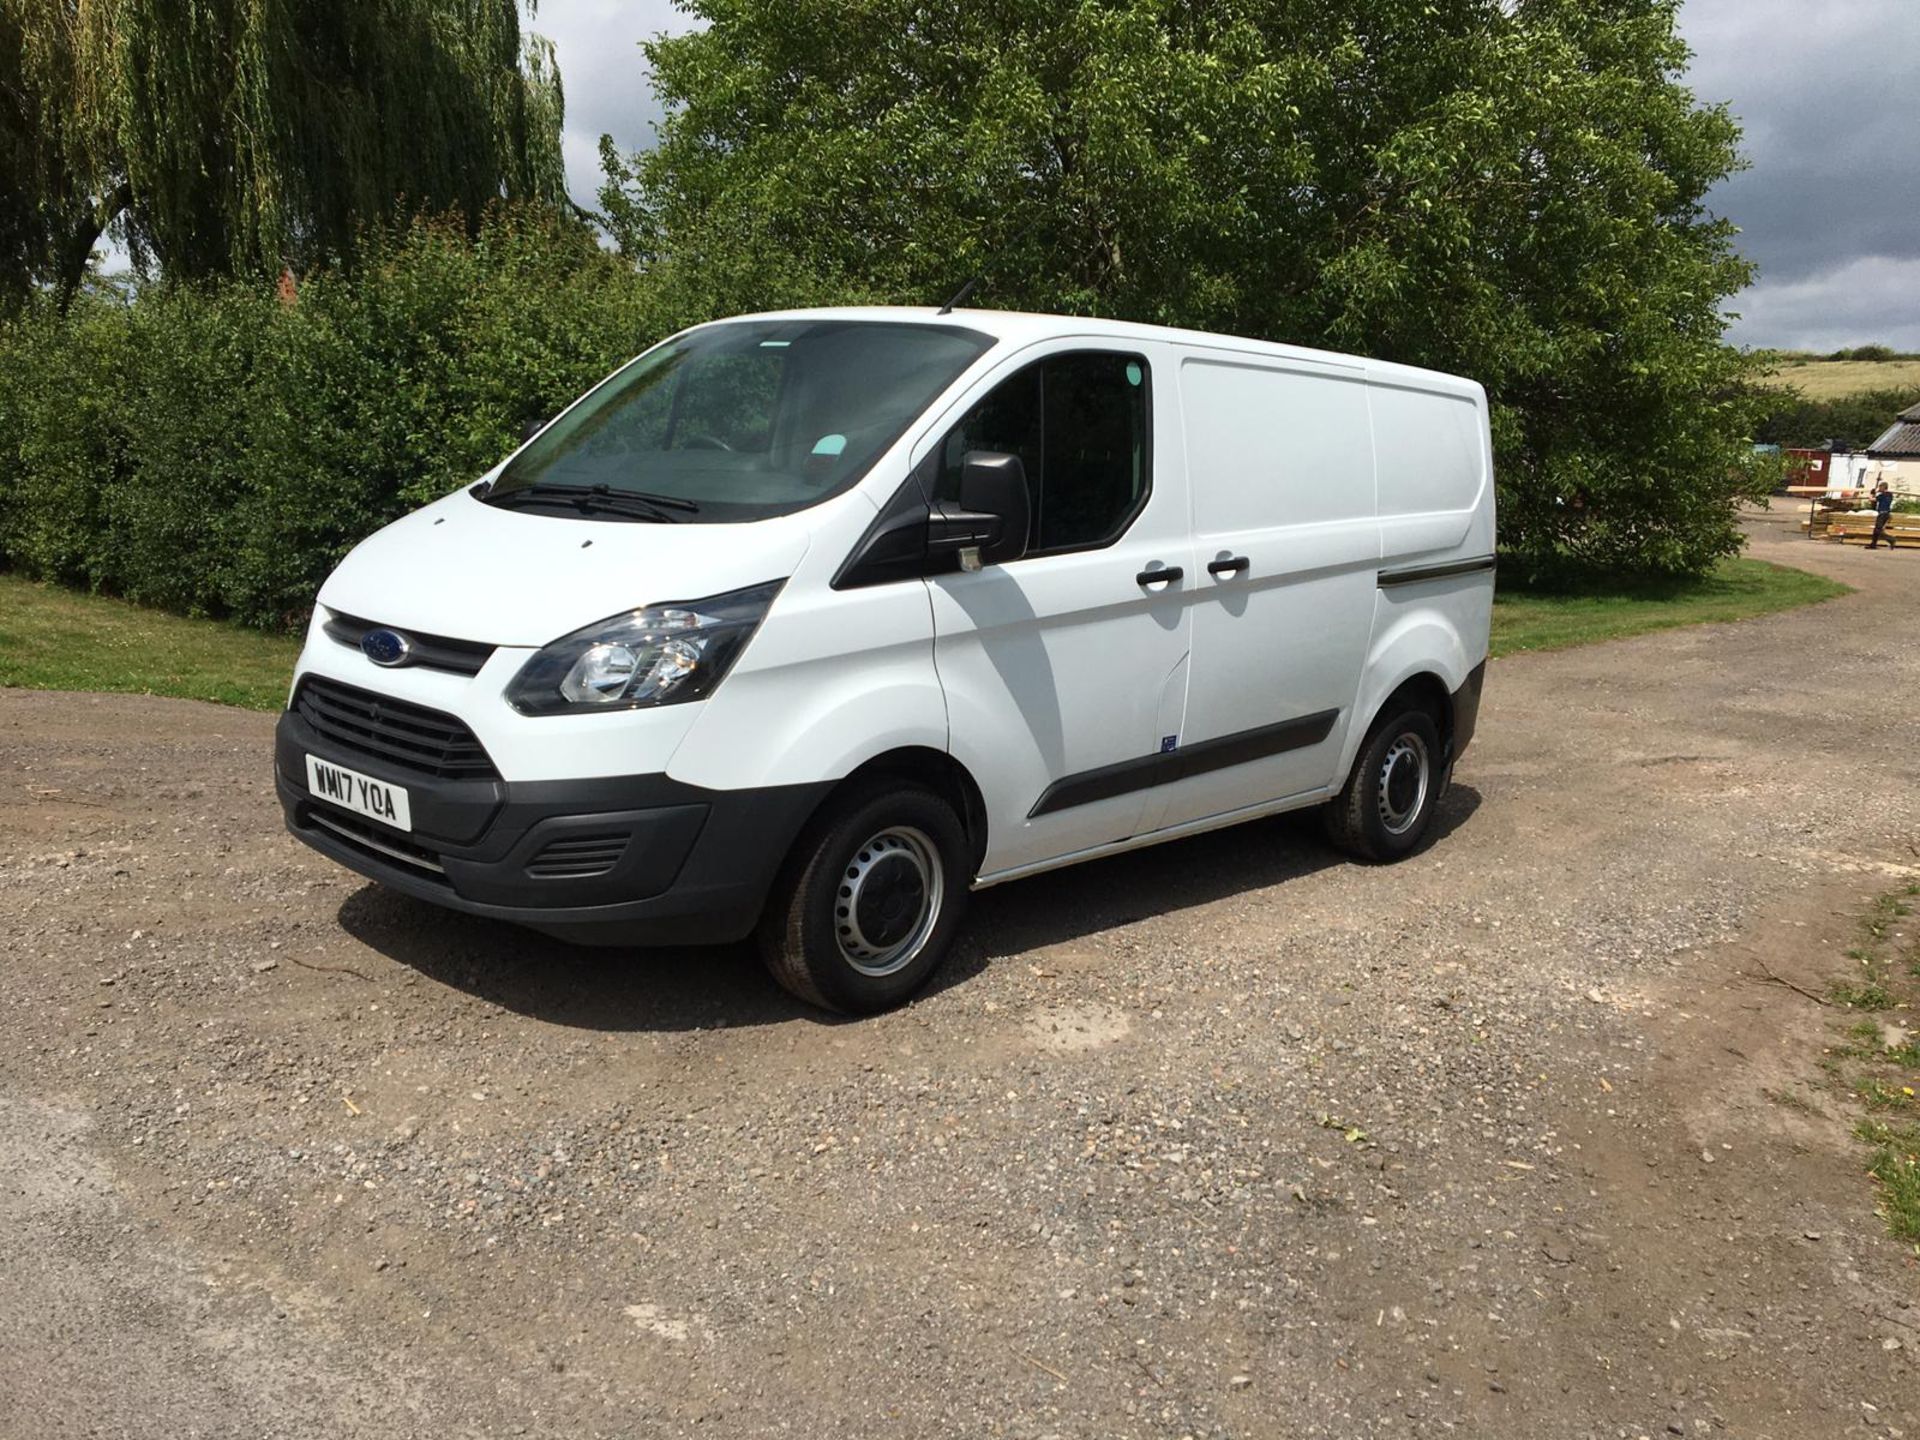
[277,308,1493,1012]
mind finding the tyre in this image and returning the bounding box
[1323,705,1444,862]
[756,779,971,1014]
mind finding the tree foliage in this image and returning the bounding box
[602,0,1765,575]
[0,0,569,307]
[1754,387,1917,452]
[1824,345,1910,363]
[0,207,659,628]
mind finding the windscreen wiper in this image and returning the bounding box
[585,484,700,514]
[486,483,701,521]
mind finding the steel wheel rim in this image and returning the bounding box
[1376,732,1430,837]
[833,825,943,977]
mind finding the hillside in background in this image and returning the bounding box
[1762,354,1920,401]
[1752,347,1920,450]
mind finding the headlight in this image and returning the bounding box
[505,580,783,716]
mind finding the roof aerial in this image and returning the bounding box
[936,277,982,315]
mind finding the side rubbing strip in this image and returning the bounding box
[1027,752,1162,817]
[1377,555,1497,588]
[1029,709,1339,819]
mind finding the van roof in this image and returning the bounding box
[715,305,1485,401]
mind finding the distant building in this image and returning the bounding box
[1788,447,1872,494]
[1866,399,1920,491]
[1785,447,1832,489]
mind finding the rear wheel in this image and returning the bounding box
[1323,705,1444,862]
[756,780,970,1014]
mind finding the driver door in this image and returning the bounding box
[927,343,1196,879]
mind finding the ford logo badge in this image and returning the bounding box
[361,628,411,667]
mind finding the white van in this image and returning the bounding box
[278,308,1493,1012]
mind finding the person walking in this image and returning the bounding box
[1867,480,1898,549]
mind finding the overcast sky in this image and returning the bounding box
[535,0,1918,353]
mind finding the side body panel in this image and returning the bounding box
[1370,377,1495,570]
[1337,375,1496,785]
[1148,352,1380,831]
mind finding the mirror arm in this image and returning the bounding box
[926,505,1002,556]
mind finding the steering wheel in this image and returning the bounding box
[681,434,733,452]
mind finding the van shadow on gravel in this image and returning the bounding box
[338,784,1481,1032]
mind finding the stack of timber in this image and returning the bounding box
[1793,492,1861,538]
[1823,510,1920,546]
[1798,507,1836,538]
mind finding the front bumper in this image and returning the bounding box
[276,707,830,946]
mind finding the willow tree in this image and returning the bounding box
[1,0,569,305]
[1,1,86,309]
[603,0,1766,576]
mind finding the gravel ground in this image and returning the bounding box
[2,513,1917,1440]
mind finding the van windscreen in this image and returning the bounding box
[484,320,993,523]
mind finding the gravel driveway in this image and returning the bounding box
[2,515,1916,1440]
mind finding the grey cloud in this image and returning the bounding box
[1679,0,1916,347]
[1682,0,1920,289]
[531,0,690,204]
[1726,256,1920,353]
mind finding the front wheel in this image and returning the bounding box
[756,780,970,1014]
[1323,707,1444,862]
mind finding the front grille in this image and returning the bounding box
[525,833,629,879]
[294,677,498,781]
[322,611,495,677]
[307,810,447,878]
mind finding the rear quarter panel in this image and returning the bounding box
[1370,375,1495,568]
[1338,373,1495,781]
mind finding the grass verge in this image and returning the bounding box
[0,573,299,711]
[1,552,1851,711]
[1491,557,1849,658]
[1819,886,1920,1251]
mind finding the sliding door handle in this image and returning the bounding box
[1207,554,1250,577]
[1135,566,1183,587]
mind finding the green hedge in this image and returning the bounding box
[1754,386,1917,453]
[0,208,663,629]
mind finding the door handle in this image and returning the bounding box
[1136,566,1183,587]
[1207,554,1250,578]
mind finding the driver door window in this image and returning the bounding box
[935,352,1149,556]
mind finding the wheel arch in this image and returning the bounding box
[1338,613,1475,789]
[1341,667,1460,781]
[1383,671,1455,748]
[818,747,990,878]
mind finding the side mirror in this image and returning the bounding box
[520,418,544,444]
[928,451,1031,569]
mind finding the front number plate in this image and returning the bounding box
[305,755,412,833]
